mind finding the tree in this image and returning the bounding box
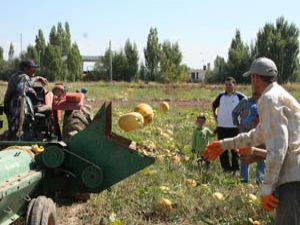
[205,56,227,83]
[0,47,3,66]
[160,41,184,82]
[112,51,128,81]
[63,22,71,56]
[144,27,161,81]
[66,43,82,81]
[94,49,109,81]
[8,43,14,61]
[43,45,62,81]
[255,17,300,83]
[124,39,139,81]
[35,29,46,68]
[226,29,252,83]
[25,45,39,63]
[0,47,4,79]
[94,47,130,81]
[49,26,60,47]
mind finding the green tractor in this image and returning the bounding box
[0,85,155,225]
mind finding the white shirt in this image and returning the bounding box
[212,91,245,128]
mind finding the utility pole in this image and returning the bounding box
[109,40,112,83]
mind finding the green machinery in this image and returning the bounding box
[0,102,155,225]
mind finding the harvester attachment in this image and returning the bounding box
[38,101,155,195]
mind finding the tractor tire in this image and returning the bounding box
[26,196,57,225]
[62,105,93,139]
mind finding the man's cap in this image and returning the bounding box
[243,57,278,77]
[20,60,39,69]
[243,104,258,125]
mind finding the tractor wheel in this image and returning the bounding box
[62,105,93,139]
[26,196,57,225]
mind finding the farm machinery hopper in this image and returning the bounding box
[0,85,155,225]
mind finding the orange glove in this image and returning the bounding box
[236,147,252,156]
[261,194,279,212]
[203,141,223,161]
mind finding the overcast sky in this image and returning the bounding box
[1,0,299,69]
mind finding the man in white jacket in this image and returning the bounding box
[204,57,300,225]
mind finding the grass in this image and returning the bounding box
[2,80,300,224]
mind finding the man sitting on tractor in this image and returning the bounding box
[3,60,48,139]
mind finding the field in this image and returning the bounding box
[2,81,300,225]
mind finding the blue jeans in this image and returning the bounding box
[240,160,265,183]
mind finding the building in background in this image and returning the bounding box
[189,63,210,82]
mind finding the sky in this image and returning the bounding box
[0,0,300,69]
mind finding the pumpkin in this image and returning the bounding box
[186,178,197,187]
[212,192,225,201]
[159,101,169,112]
[134,103,154,125]
[118,112,144,132]
[155,198,173,215]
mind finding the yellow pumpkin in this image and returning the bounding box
[186,178,197,187]
[134,103,154,125]
[118,112,144,132]
[159,101,169,113]
[155,198,173,214]
[212,192,225,201]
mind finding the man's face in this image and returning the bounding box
[24,67,36,77]
[251,74,260,97]
[225,81,235,93]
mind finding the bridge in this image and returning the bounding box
[81,55,102,72]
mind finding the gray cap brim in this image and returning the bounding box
[242,71,251,77]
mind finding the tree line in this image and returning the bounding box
[0,22,82,82]
[206,17,300,84]
[0,17,299,83]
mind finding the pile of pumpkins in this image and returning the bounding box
[118,101,169,132]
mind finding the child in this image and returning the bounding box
[192,115,215,168]
[237,104,265,184]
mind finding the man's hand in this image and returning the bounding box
[203,141,223,161]
[236,147,252,156]
[36,76,48,86]
[261,194,279,212]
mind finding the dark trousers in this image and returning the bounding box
[217,127,239,172]
[275,182,300,225]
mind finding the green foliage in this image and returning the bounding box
[144,27,161,81]
[255,17,299,83]
[160,41,185,83]
[207,17,299,84]
[205,56,227,83]
[94,40,139,81]
[0,47,3,68]
[94,50,110,81]
[43,45,62,81]
[25,45,39,63]
[8,43,14,61]
[65,43,82,81]
[124,39,139,81]
[112,51,128,81]
[226,30,253,83]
